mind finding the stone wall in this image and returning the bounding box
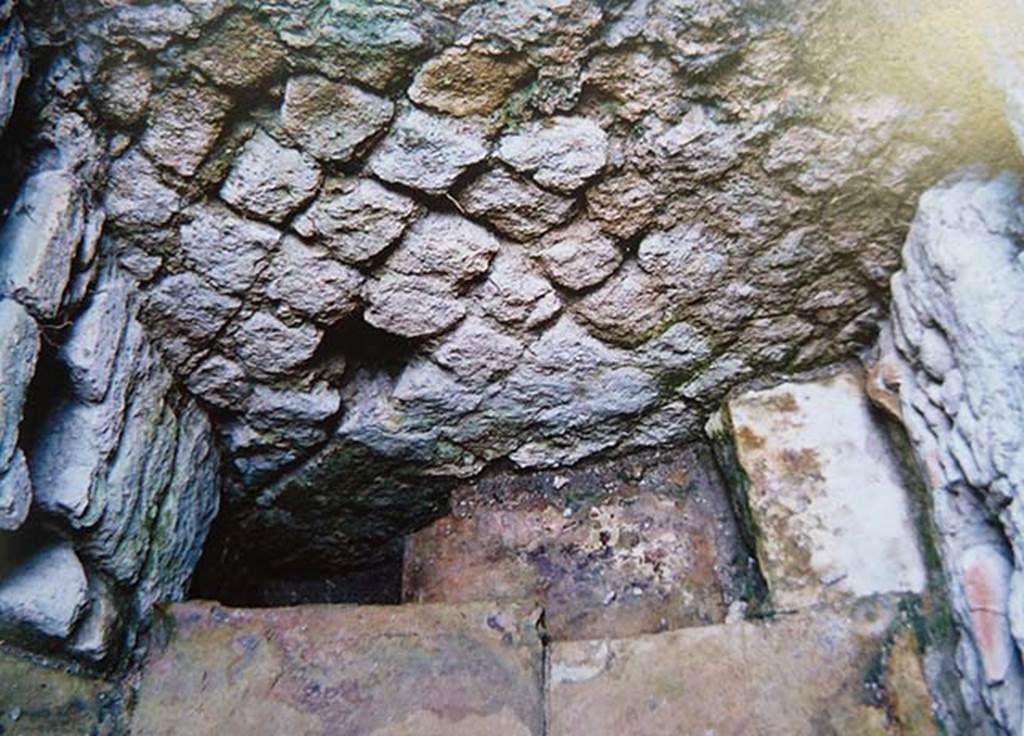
[0,2,220,665]
[869,173,1024,733]
[46,0,1015,584]
[0,0,1021,682]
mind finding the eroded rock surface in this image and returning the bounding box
[0,12,223,659]
[280,75,394,163]
[549,597,935,736]
[0,299,38,530]
[0,169,83,320]
[220,131,322,223]
[46,0,1013,587]
[869,172,1024,733]
[0,9,25,132]
[0,3,1021,712]
[0,542,88,642]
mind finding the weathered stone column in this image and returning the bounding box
[0,1,222,666]
[869,172,1024,733]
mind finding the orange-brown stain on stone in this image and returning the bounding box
[777,447,824,482]
[736,425,765,451]
[965,559,1010,683]
[765,392,800,413]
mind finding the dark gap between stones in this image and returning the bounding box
[188,536,405,607]
[313,308,422,378]
[19,325,72,457]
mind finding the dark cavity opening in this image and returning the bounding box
[189,536,405,607]
[185,440,765,622]
[188,312,439,607]
[312,309,421,378]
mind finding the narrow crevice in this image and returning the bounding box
[18,323,72,456]
[539,608,551,736]
[0,36,60,213]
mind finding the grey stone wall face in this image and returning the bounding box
[870,172,1024,734]
[56,0,1016,582]
[0,4,221,664]
[0,0,1021,689]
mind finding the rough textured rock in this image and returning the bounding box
[636,222,729,299]
[368,106,490,194]
[0,168,83,319]
[538,218,622,291]
[104,149,183,229]
[869,172,1024,734]
[90,57,152,126]
[708,369,927,611]
[384,211,499,282]
[265,236,364,322]
[141,84,231,177]
[497,116,608,192]
[185,355,250,410]
[0,450,31,530]
[456,166,576,241]
[0,1,227,667]
[409,47,533,116]
[185,10,287,89]
[474,249,562,329]
[585,170,662,240]
[133,600,545,736]
[430,316,522,381]
[0,543,88,642]
[365,273,466,338]
[221,131,322,223]
[59,274,129,402]
[138,401,220,611]
[0,299,38,477]
[549,597,933,736]
[1,0,1020,678]
[224,311,322,379]
[20,258,221,657]
[55,0,1015,584]
[179,203,281,294]
[292,176,419,264]
[571,261,667,346]
[0,13,26,132]
[280,75,394,163]
[141,272,241,372]
[235,1,444,91]
[32,297,221,597]
[582,47,684,122]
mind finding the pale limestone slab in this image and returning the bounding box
[709,369,926,610]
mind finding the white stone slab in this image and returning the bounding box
[709,369,927,609]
